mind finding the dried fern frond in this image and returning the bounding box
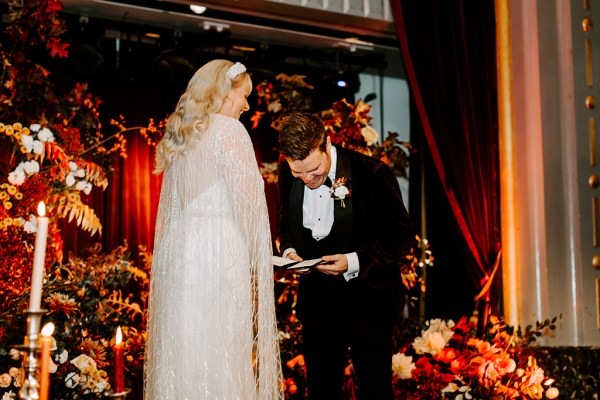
[106,290,143,320]
[54,192,102,236]
[43,141,69,167]
[79,160,108,189]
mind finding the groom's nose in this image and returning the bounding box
[300,173,313,184]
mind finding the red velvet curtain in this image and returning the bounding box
[59,134,162,263]
[391,0,502,317]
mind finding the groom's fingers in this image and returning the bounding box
[316,254,348,275]
[286,252,303,262]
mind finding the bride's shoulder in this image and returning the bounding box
[210,113,246,132]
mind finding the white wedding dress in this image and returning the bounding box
[144,114,283,399]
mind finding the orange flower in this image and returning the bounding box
[286,354,305,369]
[79,338,109,368]
[436,347,458,363]
[46,292,80,318]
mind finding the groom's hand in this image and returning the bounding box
[286,252,311,275]
[316,254,348,276]
[286,252,303,262]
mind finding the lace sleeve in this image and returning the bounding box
[212,117,268,252]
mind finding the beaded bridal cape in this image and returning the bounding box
[144,114,283,399]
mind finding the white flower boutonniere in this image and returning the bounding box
[330,177,351,208]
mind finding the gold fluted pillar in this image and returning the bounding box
[496,0,520,327]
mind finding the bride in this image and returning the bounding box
[144,59,283,399]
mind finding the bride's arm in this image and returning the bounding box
[213,117,270,255]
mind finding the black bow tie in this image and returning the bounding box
[323,177,333,188]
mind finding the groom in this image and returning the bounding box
[277,112,416,399]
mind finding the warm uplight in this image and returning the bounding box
[115,326,123,345]
[190,4,207,14]
[37,201,46,217]
[41,322,55,336]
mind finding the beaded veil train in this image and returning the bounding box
[144,114,283,399]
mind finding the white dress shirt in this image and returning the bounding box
[284,146,359,280]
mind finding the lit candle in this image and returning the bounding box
[29,202,49,310]
[112,327,125,393]
[39,322,54,400]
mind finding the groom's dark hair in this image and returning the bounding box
[278,112,328,160]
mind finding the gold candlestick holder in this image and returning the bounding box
[14,308,47,400]
[105,388,131,399]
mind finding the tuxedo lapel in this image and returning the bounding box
[289,178,305,254]
[333,148,353,245]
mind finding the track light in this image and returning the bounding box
[189,4,207,14]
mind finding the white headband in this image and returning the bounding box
[226,62,246,80]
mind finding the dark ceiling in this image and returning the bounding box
[59,0,405,79]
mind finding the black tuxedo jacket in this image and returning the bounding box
[278,146,416,321]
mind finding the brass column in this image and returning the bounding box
[495,0,520,326]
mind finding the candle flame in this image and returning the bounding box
[37,202,46,217]
[41,322,54,336]
[115,326,123,345]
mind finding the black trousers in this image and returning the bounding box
[298,274,395,400]
[297,228,397,399]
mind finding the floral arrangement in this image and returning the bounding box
[391,316,560,400]
[0,243,150,399]
[251,73,315,132]
[252,74,413,182]
[319,98,413,179]
[0,3,158,399]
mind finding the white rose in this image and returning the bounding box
[9,348,21,361]
[66,173,76,187]
[76,168,85,178]
[38,127,54,142]
[75,180,86,191]
[334,186,349,199]
[268,100,282,113]
[12,373,22,388]
[441,382,459,393]
[48,359,58,374]
[391,353,415,380]
[8,169,25,186]
[55,349,68,364]
[415,331,446,355]
[65,372,81,389]
[69,161,78,171]
[0,373,11,388]
[21,134,34,153]
[23,214,37,233]
[22,160,39,175]
[361,125,379,146]
[32,140,44,155]
[84,182,92,195]
[29,124,41,132]
[1,390,15,400]
[70,354,97,373]
[93,379,108,393]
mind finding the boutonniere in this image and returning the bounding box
[330,177,351,208]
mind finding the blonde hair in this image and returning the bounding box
[154,59,251,173]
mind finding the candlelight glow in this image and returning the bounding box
[115,326,122,345]
[37,201,46,217]
[41,322,54,336]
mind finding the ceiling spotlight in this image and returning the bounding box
[337,80,348,88]
[190,4,207,14]
[202,21,230,32]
